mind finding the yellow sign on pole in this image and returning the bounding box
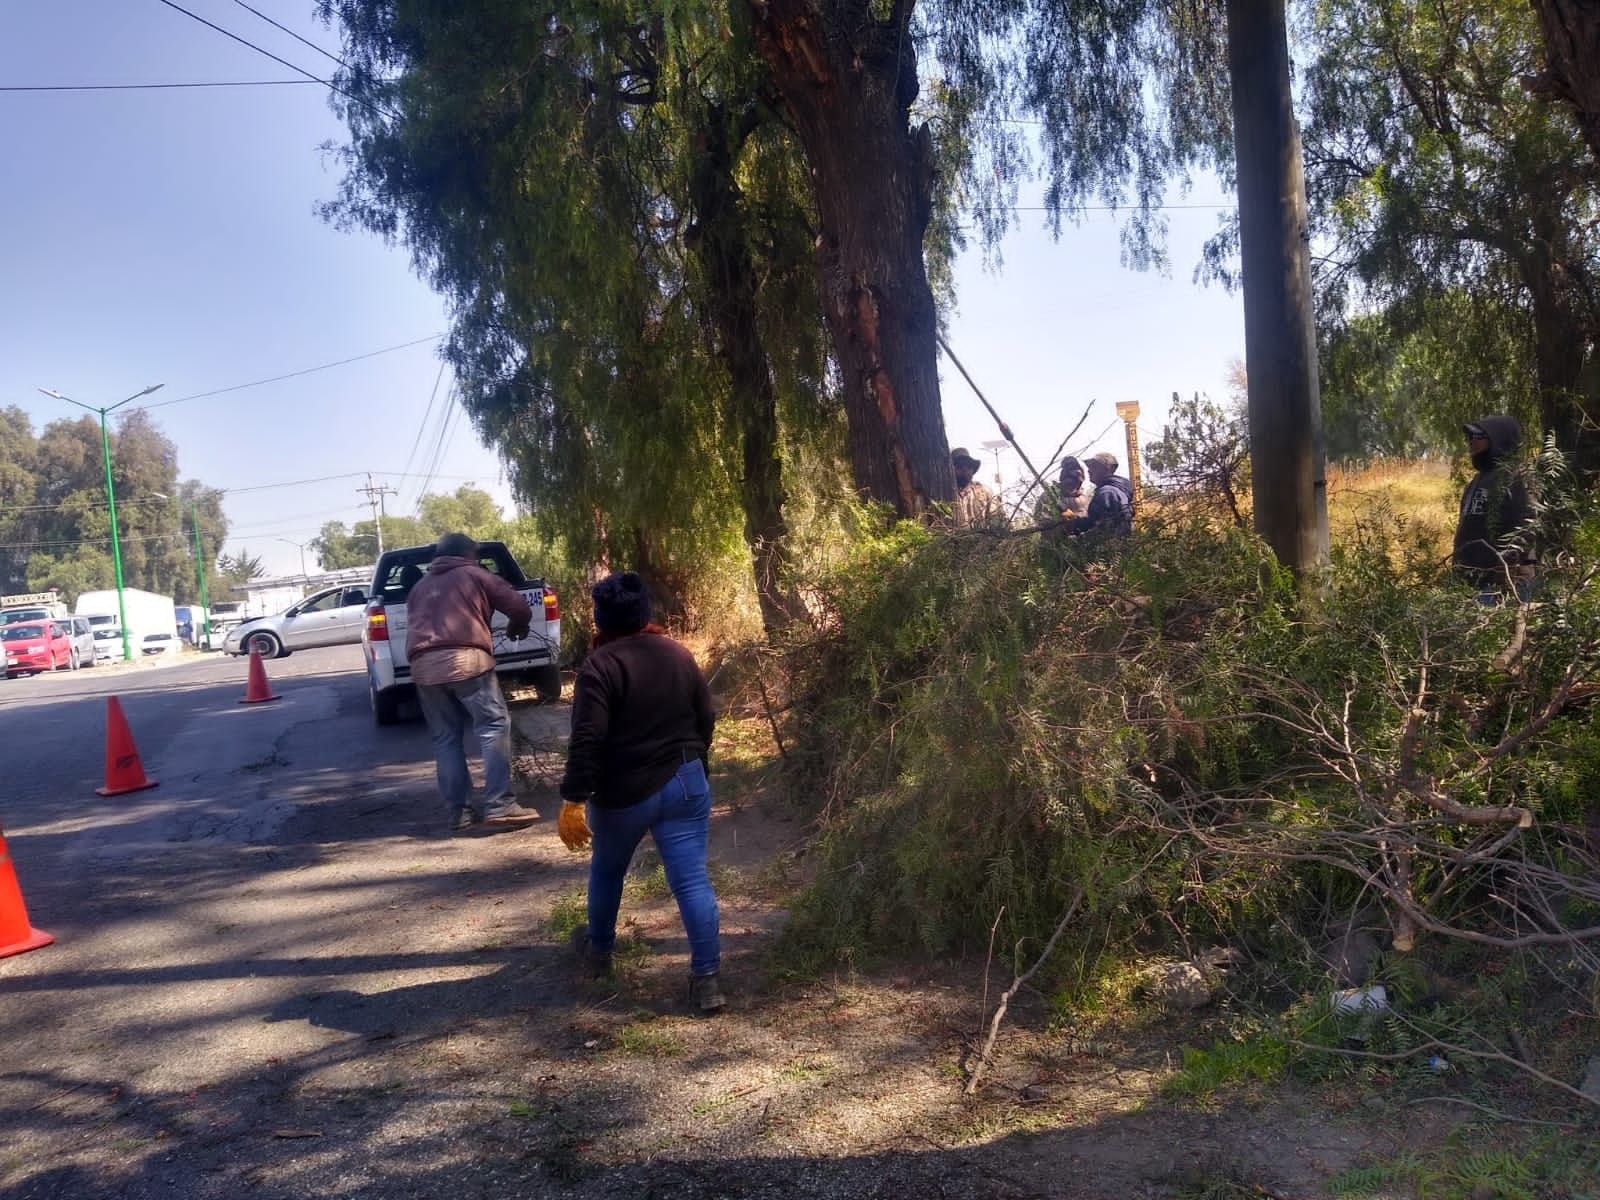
[1114,401,1142,496]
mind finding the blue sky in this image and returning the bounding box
[2,1,1243,579]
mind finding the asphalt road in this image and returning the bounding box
[1,645,580,1199]
[1,646,431,901]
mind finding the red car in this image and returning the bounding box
[2,621,77,677]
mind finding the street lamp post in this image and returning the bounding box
[192,505,212,650]
[277,538,310,581]
[38,383,165,662]
[153,490,214,650]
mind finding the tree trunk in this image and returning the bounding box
[630,528,690,625]
[1226,0,1330,576]
[746,0,953,516]
[1528,0,1600,166]
[689,102,800,634]
[1528,274,1596,472]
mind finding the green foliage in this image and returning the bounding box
[1144,388,1251,525]
[772,485,1600,1000]
[215,551,265,584]
[1162,1035,1288,1101]
[1302,0,1600,464]
[0,406,227,606]
[1331,1133,1597,1200]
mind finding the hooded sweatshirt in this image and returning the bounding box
[405,555,533,666]
[1070,473,1135,537]
[1453,416,1534,585]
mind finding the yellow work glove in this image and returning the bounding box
[558,800,592,851]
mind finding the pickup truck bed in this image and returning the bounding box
[361,541,562,725]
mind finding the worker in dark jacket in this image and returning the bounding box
[1453,416,1535,599]
[406,532,538,833]
[558,572,724,1013]
[1069,451,1135,537]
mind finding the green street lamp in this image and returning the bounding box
[154,491,213,651]
[37,383,165,662]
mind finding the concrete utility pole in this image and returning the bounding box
[357,473,398,555]
[1226,0,1329,576]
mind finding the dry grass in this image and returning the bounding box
[1326,457,1457,544]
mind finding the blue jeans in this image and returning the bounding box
[587,758,720,977]
[415,671,516,821]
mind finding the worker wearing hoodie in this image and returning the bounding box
[1453,416,1535,596]
[1069,451,1135,537]
[405,532,538,832]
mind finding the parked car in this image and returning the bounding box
[92,625,125,664]
[2,621,77,676]
[59,616,97,668]
[221,583,370,659]
[362,540,561,725]
[141,632,184,656]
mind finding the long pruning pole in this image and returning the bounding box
[935,333,1049,497]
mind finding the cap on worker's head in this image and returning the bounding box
[435,531,478,559]
[950,446,982,472]
[1463,422,1488,440]
[592,571,651,635]
[1087,450,1119,473]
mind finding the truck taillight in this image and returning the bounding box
[366,602,389,642]
[542,588,560,621]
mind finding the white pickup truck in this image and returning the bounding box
[360,540,563,725]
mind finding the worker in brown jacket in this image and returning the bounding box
[405,531,538,833]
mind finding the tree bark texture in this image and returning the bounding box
[689,102,800,633]
[1520,186,1598,470]
[746,0,953,516]
[1529,0,1600,166]
[1226,0,1330,576]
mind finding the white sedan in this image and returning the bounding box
[222,584,370,659]
[141,633,185,656]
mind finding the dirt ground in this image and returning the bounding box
[1,697,1480,1200]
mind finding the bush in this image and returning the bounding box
[771,488,1600,999]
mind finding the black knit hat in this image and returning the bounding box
[592,572,651,635]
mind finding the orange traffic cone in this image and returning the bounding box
[238,649,280,704]
[0,825,53,959]
[96,696,160,796]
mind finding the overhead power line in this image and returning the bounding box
[226,0,346,69]
[398,361,449,483]
[141,333,445,410]
[0,79,320,91]
[150,0,396,120]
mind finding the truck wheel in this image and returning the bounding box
[531,664,562,703]
[244,631,282,659]
[371,684,401,726]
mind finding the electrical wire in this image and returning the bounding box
[139,333,444,410]
[396,361,448,483]
[0,79,320,91]
[226,0,346,69]
[410,387,459,509]
[150,0,396,120]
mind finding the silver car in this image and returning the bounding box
[60,616,97,668]
[222,584,370,659]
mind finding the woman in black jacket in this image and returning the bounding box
[558,573,724,1013]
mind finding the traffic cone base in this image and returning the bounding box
[239,649,280,704]
[0,829,54,959]
[98,696,159,796]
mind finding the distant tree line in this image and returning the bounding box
[0,406,227,608]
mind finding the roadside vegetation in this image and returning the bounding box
[684,452,1598,1167]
